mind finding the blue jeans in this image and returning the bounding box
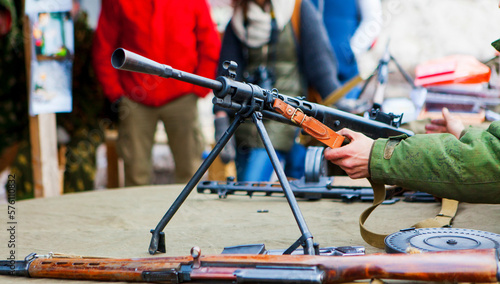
[236,143,306,182]
[344,85,362,99]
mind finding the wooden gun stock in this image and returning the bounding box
[3,249,499,283]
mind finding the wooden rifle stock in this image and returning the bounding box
[4,249,498,283]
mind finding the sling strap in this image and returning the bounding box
[360,180,458,249]
[272,98,344,149]
[412,198,458,228]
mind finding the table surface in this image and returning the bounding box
[1,181,499,283]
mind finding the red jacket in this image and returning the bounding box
[92,0,221,107]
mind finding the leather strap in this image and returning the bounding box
[272,98,344,149]
[359,179,388,249]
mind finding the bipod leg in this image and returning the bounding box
[252,112,315,255]
[148,115,244,255]
[390,55,417,89]
[358,68,377,99]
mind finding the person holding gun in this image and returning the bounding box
[325,104,500,203]
[325,0,500,205]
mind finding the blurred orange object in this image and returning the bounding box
[414,55,491,86]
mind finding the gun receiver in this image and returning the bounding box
[1,249,499,283]
[111,48,413,139]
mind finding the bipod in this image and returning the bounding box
[149,93,316,256]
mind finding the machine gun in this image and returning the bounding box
[111,48,414,256]
[197,146,399,203]
[1,248,499,283]
[111,48,413,139]
[197,179,439,204]
[197,178,394,202]
[197,146,433,204]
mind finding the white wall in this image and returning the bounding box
[358,0,500,75]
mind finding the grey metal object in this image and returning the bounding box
[197,178,401,203]
[253,112,315,255]
[0,253,37,277]
[424,92,500,113]
[304,146,327,182]
[234,267,324,283]
[402,191,437,202]
[266,246,365,256]
[221,243,365,256]
[385,227,500,254]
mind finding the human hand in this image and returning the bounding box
[324,128,374,179]
[425,107,464,139]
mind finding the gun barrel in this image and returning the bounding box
[111,48,223,91]
[270,97,414,138]
[0,260,29,277]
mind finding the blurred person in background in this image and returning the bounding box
[311,0,382,102]
[214,0,341,182]
[92,0,220,186]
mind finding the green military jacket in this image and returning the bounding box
[370,121,500,203]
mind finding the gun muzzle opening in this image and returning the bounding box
[111,48,126,69]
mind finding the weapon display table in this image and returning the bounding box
[1,183,499,283]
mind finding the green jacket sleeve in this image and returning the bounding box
[370,121,500,203]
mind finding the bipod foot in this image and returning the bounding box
[283,233,316,255]
[149,230,166,255]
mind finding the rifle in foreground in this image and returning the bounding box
[2,248,499,283]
